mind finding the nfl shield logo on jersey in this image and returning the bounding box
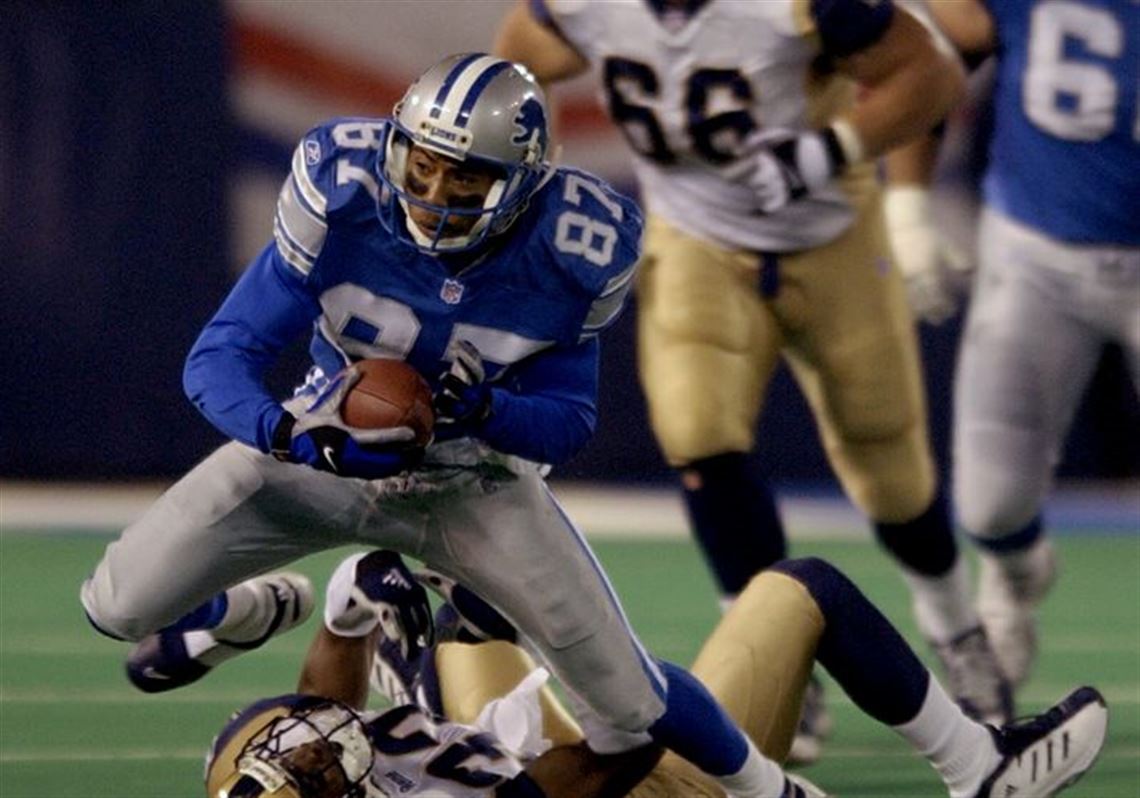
[440,278,465,305]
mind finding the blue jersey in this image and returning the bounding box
[983,0,1140,245]
[184,118,642,464]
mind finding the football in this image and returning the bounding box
[341,359,434,447]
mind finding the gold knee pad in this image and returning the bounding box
[825,424,938,522]
[690,571,824,762]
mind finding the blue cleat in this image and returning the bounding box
[126,572,313,693]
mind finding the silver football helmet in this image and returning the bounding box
[205,697,373,798]
[377,52,551,254]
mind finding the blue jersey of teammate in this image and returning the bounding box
[183,117,642,465]
[983,0,1140,245]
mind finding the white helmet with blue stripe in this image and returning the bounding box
[377,52,552,254]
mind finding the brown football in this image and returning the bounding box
[341,359,434,447]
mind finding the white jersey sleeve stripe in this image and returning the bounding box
[276,180,328,260]
[291,143,328,216]
[581,262,637,335]
[600,260,637,298]
[273,216,315,276]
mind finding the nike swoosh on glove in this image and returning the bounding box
[274,365,423,480]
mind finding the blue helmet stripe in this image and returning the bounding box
[455,61,513,128]
[430,53,485,119]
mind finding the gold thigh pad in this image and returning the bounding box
[637,217,780,464]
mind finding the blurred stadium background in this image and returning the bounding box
[2,2,1137,796]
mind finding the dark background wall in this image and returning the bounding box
[3,3,1137,486]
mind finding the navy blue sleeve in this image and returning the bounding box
[477,337,599,465]
[183,243,321,452]
[527,0,553,26]
[812,0,895,57]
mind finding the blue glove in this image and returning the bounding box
[325,550,435,660]
[434,340,493,428]
[274,366,423,480]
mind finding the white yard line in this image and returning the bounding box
[4,480,1136,537]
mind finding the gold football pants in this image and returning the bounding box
[636,204,937,522]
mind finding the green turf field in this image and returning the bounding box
[1,531,1136,797]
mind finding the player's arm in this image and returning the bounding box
[298,551,435,709]
[828,2,966,161]
[525,744,663,798]
[731,2,966,214]
[493,0,589,85]
[437,337,601,465]
[183,243,320,452]
[926,0,996,61]
[297,626,376,710]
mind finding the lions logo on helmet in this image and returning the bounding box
[377,53,552,254]
[205,695,372,798]
[511,97,548,156]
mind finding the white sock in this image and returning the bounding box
[183,579,281,665]
[901,557,979,642]
[893,677,1002,798]
[213,578,281,643]
[716,738,787,798]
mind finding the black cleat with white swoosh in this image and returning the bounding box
[126,572,313,693]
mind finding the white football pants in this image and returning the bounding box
[81,441,666,746]
[953,209,1140,539]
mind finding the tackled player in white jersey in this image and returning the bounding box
[206,550,1110,798]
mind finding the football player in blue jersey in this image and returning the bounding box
[79,53,836,798]
[911,0,1140,691]
[495,0,1013,756]
[204,549,1110,798]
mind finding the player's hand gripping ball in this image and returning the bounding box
[342,359,435,447]
[283,359,435,480]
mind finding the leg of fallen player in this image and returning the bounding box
[416,556,1109,798]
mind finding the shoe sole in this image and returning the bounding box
[1044,691,1108,797]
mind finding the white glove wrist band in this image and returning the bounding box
[324,553,379,638]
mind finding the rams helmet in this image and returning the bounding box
[205,695,373,798]
[377,52,551,254]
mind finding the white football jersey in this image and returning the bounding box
[363,704,527,797]
[544,0,879,252]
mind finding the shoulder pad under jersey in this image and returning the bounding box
[273,117,388,277]
[528,167,644,339]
